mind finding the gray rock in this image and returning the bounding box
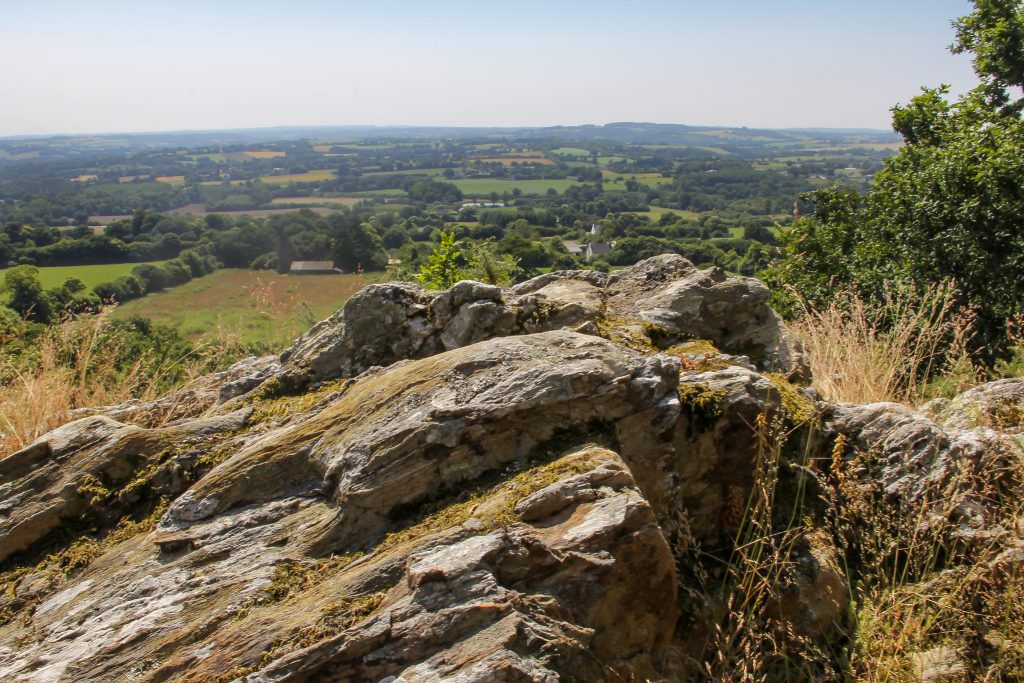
[264,255,808,395]
[11,259,1023,682]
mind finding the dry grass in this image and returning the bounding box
[0,310,222,458]
[788,283,980,405]
[242,150,285,159]
[694,399,1024,681]
[111,269,369,347]
[832,432,1024,680]
[698,413,833,681]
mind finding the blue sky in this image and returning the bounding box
[0,0,979,135]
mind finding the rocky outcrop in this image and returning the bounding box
[269,254,807,393]
[0,408,252,564]
[1,257,1020,681]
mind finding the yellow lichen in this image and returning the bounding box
[256,591,388,667]
[47,500,168,576]
[218,451,605,674]
[664,340,734,372]
[379,450,599,552]
[234,552,365,620]
[0,499,168,629]
[665,339,720,356]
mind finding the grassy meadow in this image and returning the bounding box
[477,157,555,166]
[450,177,580,196]
[601,169,675,191]
[26,262,164,291]
[110,269,372,349]
[549,147,591,158]
[630,206,700,222]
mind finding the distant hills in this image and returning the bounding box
[0,122,900,156]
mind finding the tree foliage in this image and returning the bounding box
[3,265,51,323]
[952,0,1024,111]
[461,240,520,286]
[330,216,387,272]
[768,0,1024,350]
[416,231,463,290]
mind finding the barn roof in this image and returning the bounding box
[289,261,337,272]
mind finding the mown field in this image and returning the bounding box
[31,261,165,291]
[603,177,675,191]
[259,170,337,185]
[549,147,591,158]
[450,178,581,196]
[110,269,373,349]
[601,169,675,192]
[270,196,363,207]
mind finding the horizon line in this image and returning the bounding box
[0,120,897,141]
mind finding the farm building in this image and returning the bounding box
[562,240,584,256]
[586,242,612,261]
[289,261,340,275]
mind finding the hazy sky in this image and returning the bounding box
[0,0,979,136]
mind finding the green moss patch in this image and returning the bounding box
[250,378,352,424]
[596,315,658,353]
[766,373,815,424]
[678,381,727,430]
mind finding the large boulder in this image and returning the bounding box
[0,332,694,681]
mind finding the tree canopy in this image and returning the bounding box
[768,0,1024,350]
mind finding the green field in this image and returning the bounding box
[110,269,373,348]
[354,188,407,196]
[451,178,581,196]
[27,262,165,291]
[362,168,448,177]
[603,175,675,191]
[270,196,364,207]
[550,147,591,158]
[259,170,337,185]
[630,206,700,222]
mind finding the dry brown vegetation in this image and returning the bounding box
[789,284,981,405]
[696,404,1024,680]
[0,310,239,459]
[679,278,1024,678]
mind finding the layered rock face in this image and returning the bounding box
[0,256,1017,681]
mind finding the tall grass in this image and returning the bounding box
[788,283,980,405]
[832,432,1024,680]
[0,310,238,458]
[692,402,1024,680]
[699,412,838,681]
